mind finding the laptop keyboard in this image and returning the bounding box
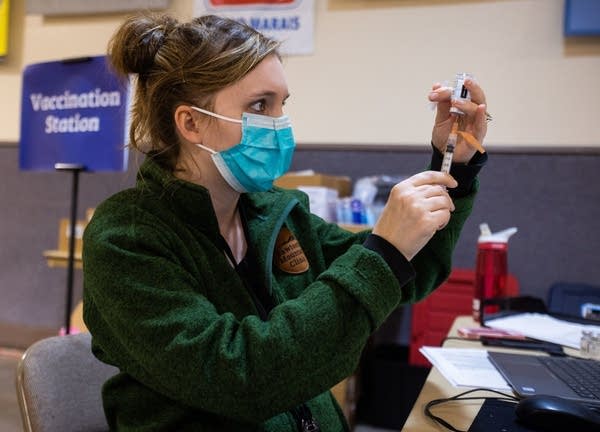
[539,356,600,399]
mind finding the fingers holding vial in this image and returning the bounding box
[430,73,488,164]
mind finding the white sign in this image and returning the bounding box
[194,0,314,55]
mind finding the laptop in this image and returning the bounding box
[488,351,600,408]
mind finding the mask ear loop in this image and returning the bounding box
[191,106,241,154]
[190,106,243,124]
[195,143,217,154]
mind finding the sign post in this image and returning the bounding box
[54,163,84,334]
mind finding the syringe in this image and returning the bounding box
[439,72,486,174]
[440,116,459,174]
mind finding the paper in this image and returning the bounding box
[485,313,600,349]
[419,346,510,390]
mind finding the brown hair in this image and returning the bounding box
[108,13,280,171]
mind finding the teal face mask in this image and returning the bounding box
[192,106,296,193]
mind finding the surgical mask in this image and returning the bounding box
[191,106,296,193]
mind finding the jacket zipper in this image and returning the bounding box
[291,403,320,432]
[240,198,319,429]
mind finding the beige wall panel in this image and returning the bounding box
[27,0,170,16]
[0,0,598,147]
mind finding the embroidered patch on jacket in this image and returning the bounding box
[274,226,309,274]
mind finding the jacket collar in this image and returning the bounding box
[136,155,221,235]
[135,155,302,237]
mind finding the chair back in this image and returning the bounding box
[15,332,117,432]
[547,282,600,318]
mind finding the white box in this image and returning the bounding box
[298,186,338,222]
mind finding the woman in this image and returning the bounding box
[83,12,488,432]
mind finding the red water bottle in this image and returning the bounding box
[473,224,517,322]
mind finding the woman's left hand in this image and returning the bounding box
[428,78,488,163]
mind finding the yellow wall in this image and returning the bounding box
[1,0,599,147]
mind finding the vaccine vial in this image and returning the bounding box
[450,72,473,115]
[580,330,592,358]
[336,197,353,224]
[590,333,600,361]
[350,198,366,224]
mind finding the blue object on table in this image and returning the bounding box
[546,282,600,319]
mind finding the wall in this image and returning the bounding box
[290,146,600,295]
[0,0,599,147]
[0,145,139,346]
[2,144,599,347]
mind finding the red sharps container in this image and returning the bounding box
[473,224,517,322]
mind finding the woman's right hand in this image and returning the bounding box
[371,171,457,261]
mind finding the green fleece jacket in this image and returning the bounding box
[82,156,476,431]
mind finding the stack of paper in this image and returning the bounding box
[485,313,600,349]
[420,346,510,390]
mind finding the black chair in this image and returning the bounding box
[546,282,600,319]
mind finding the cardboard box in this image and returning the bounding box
[57,218,86,255]
[275,172,352,197]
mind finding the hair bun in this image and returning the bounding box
[109,14,178,76]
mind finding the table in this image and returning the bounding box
[401,315,580,431]
[42,249,82,269]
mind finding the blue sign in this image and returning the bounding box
[19,55,130,172]
[564,0,600,36]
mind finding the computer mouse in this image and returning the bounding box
[515,394,600,432]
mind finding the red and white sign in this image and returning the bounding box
[194,0,314,55]
[208,1,295,4]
